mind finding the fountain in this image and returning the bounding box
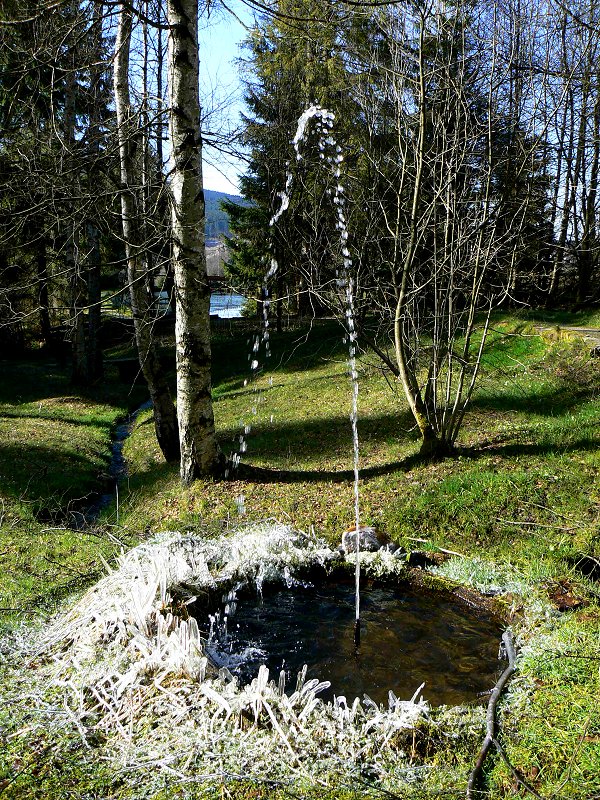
[14,113,515,799]
[197,566,504,707]
[209,106,511,709]
[229,105,366,644]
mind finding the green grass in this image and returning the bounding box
[517,307,600,328]
[490,611,600,799]
[0,358,146,623]
[1,312,600,799]
[117,318,599,563]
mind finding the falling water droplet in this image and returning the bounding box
[235,495,246,515]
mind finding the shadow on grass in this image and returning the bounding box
[473,335,599,418]
[214,368,349,402]
[0,410,119,429]
[517,308,600,327]
[127,398,598,495]
[232,433,599,485]
[0,441,109,514]
[0,358,148,410]
[232,454,425,484]
[211,321,348,385]
[471,381,598,417]
[461,436,599,461]
[218,409,418,463]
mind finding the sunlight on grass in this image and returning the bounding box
[119,317,599,574]
[1,315,600,800]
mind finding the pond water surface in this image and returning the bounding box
[200,578,503,707]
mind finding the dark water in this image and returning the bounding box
[203,581,503,706]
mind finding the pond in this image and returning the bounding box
[210,292,246,318]
[197,575,504,707]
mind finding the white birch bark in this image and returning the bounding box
[166,0,220,483]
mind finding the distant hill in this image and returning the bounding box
[204,188,246,240]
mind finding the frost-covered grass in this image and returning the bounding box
[1,524,455,799]
[430,556,531,596]
[3,522,598,799]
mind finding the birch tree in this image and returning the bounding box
[166,0,221,482]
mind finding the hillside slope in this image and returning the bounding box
[205,188,246,240]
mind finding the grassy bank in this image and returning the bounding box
[0,358,145,624]
[0,311,599,799]
[119,315,599,571]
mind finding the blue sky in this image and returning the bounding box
[199,3,255,195]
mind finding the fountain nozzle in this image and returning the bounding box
[353,618,361,647]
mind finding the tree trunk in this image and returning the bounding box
[579,86,600,305]
[36,234,52,347]
[86,220,103,382]
[167,0,220,484]
[113,1,179,463]
[62,15,87,385]
[392,16,440,454]
[85,0,104,383]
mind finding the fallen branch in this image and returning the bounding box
[466,629,517,799]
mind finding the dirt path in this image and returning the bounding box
[537,325,600,350]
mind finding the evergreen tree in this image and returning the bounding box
[0,1,116,377]
[225,0,362,322]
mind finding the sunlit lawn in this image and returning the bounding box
[1,312,599,799]
[120,316,600,576]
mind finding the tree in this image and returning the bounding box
[232,0,557,457]
[166,0,221,482]
[358,1,555,454]
[0,1,115,376]
[225,0,360,322]
[113,0,180,463]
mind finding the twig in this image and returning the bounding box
[575,553,600,569]
[466,629,517,799]
[43,556,87,575]
[495,518,575,532]
[405,537,465,557]
[519,500,576,522]
[0,749,51,795]
[437,547,465,558]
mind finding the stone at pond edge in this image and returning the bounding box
[545,579,587,612]
[342,525,390,553]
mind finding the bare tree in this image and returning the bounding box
[113,0,180,462]
[307,0,548,455]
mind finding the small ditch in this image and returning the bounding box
[47,398,153,528]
